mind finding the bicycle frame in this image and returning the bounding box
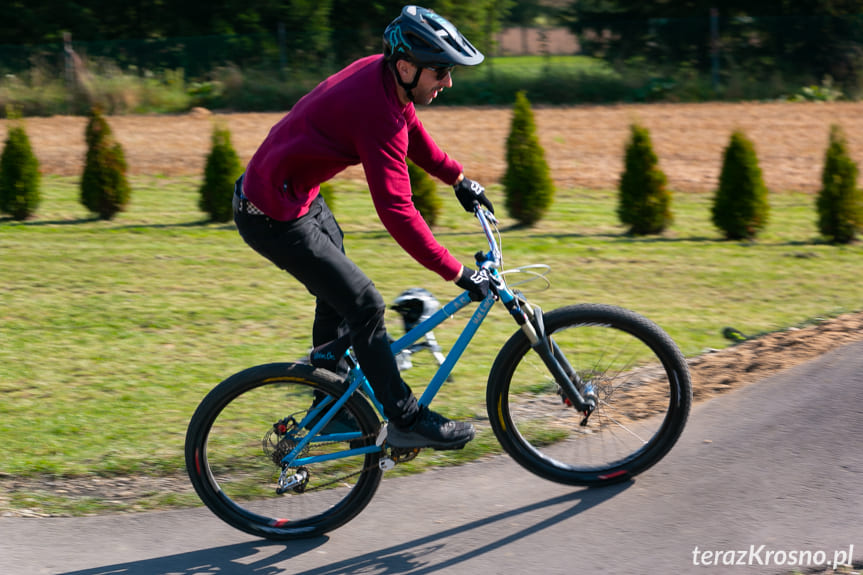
[280,207,595,472]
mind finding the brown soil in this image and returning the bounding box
[3,102,863,516]
[7,101,863,191]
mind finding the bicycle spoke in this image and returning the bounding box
[487,304,690,485]
[186,364,383,539]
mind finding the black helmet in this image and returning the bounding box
[383,5,484,68]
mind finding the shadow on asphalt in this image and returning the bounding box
[59,481,632,575]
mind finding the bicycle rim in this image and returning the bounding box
[487,304,691,486]
[185,363,383,539]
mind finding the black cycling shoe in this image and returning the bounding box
[386,407,475,450]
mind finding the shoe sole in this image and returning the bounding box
[385,429,475,451]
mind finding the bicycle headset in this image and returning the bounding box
[383,5,484,102]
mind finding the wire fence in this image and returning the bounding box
[1,14,862,112]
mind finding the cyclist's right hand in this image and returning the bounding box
[454,176,494,214]
[455,265,492,301]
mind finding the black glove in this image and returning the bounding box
[455,266,492,301]
[454,177,494,214]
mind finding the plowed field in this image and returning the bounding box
[8,101,863,192]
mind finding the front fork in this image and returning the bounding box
[501,291,597,421]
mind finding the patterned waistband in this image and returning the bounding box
[233,188,266,216]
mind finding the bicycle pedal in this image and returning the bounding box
[378,447,422,472]
[390,447,422,463]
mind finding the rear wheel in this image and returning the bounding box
[487,304,691,486]
[185,362,383,539]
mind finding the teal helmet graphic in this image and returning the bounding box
[383,5,484,68]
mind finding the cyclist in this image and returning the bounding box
[233,5,494,450]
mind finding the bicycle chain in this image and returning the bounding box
[280,436,421,493]
[286,433,375,493]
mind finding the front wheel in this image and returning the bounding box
[487,304,691,486]
[185,363,383,539]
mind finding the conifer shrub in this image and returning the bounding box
[408,160,441,227]
[503,90,554,227]
[816,124,862,244]
[711,130,770,240]
[199,123,242,223]
[0,115,41,220]
[618,123,672,235]
[80,107,131,220]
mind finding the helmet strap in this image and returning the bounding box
[392,59,422,103]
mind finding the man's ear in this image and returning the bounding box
[396,59,415,81]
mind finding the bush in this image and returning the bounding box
[502,90,554,227]
[199,123,242,222]
[711,130,770,240]
[0,117,41,220]
[407,160,442,227]
[816,124,862,244]
[617,123,672,235]
[80,108,131,220]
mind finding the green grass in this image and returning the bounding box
[1,177,862,510]
[3,54,843,116]
[481,55,618,77]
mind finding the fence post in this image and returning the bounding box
[278,22,287,78]
[63,32,75,113]
[710,7,720,92]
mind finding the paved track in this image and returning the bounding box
[3,341,862,575]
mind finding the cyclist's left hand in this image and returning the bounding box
[454,176,494,214]
[455,265,493,301]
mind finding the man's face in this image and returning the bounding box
[397,61,454,105]
[413,65,454,105]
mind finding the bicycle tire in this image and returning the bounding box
[185,362,383,539]
[487,304,691,486]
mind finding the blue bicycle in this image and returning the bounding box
[185,206,692,540]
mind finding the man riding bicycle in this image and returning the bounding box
[233,5,494,450]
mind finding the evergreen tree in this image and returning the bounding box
[80,108,131,220]
[199,123,242,223]
[0,115,41,220]
[408,160,442,228]
[618,123,672,235]
[503,90,554,227]
[711,130,770,240]
[816,124,862,244]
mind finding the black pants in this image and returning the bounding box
[233,177,419,426]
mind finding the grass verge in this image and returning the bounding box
[1,176,861,514]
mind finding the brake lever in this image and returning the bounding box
[482,208,498,225]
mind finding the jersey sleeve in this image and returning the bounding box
[357,119,463,281]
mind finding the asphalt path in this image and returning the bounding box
[3,341,862,575]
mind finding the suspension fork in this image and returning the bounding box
[500,291,595,415]
[481,242,595,416]
[532,307,596,415]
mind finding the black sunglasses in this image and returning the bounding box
[425,65,454,81]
